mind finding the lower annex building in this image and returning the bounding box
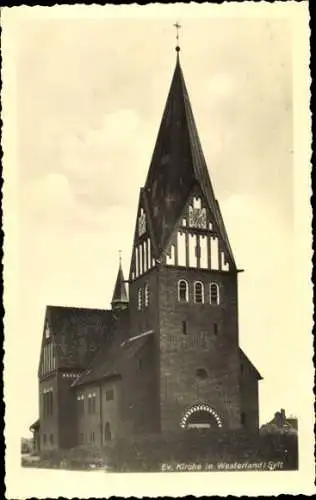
[31,45,262,452]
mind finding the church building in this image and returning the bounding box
[33,43,262,452]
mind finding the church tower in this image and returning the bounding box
[128,44,261,433]
[111,256,129,312]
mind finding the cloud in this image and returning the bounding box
[21,173,74,226]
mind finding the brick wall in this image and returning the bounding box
[39,375,58,451]
[100,380,122,443]
[158,265,242,433]
[240,363,259,430]
[75,383,101,447]
[57,373,78,449]
[128,266,161,434]
[118,335,160,436]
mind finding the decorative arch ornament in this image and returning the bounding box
[180,402,223,429]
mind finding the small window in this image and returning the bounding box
[210,282,220,305]
[137,288,142,310]
[43,434,47,444]
[182,321,187,335]
[137,358,143,370]
[214,323,218,336]
[196,368,208,380]
[45,324,51,339]
[90,431,95,443]
[104,422,112,441]
[105,389,114,401]
[194,281,204,304]
[241,412,246,426]
[88,394,96,414]
[241,363,244,374]
[178,280,189,302]
[144,284,150,307]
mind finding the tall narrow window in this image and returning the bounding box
[182,321,187,335]
[194,281,204,304]
[104,422,112,441]
[241,412,246,426]
[137,288,142,310]
[77,394,85,415]
[144,284,150,307]
[214,323,218,336]
[88,393,96,414]
[50,391,53,416]
[210,282,220,305]
[42,393,46,417]
[178,280,189,302]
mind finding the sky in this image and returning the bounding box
[3,4,312,441]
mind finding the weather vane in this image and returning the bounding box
[173,22,182,51]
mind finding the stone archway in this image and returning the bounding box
[180,403,223,429]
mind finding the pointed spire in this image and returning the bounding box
[144,42,236,267]
[111,253,129,311]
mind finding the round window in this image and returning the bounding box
[196,368,208,380]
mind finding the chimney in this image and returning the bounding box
[280,408,286,425]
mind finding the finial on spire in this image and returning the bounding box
[173,22,181,54]
[118,249,122,265]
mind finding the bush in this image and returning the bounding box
[107,430,298,472]
[23,430,298,472]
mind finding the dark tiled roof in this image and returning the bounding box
[30,419,40,431]
[47,305,113,370]
[239,348,263,380]
[143,54,236,266]
[111,263,128,305]
[73,311,153,387]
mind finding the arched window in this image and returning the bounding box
[144,284,150,307]
[104,422,111,441]
[194,281,204,304]
[137,288,142,310]
[210,282,220,305]
[178,280,189,302]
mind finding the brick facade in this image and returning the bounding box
[34,49,262,452]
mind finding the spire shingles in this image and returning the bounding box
[144,55,236,267]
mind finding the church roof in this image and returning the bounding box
[144,52,235,266]
[29,419,40,431]
[46,305,113,370]
[239,348,263,380]
[111,263,128,305]
[72,311,153,387]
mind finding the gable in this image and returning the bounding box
[38,306,113,375]
[141,57,236,267]
[38,315,58,378]
[129,189,156,281]
[161,186,234,272]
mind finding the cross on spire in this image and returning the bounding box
[118,249,122,265]
[173,22,181,53]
